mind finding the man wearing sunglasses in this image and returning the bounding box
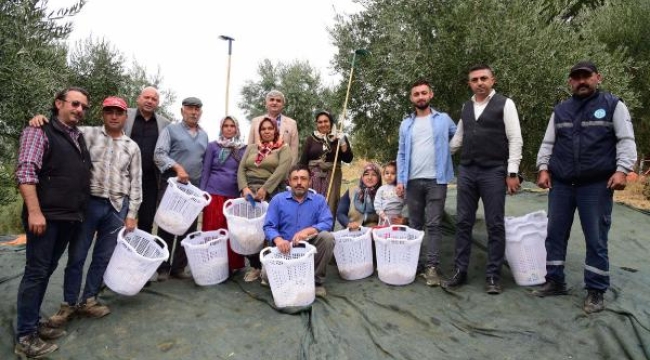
[14,87,93,358]
[443,64,523,295]
[25,97,142,330]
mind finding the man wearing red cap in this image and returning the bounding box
[28,97,142,326]
[534,61,637,314]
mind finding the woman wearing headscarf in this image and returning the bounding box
[299,110,353,219]
[238,117,292,282]
[336,163,382,229]
[200,116,247,272]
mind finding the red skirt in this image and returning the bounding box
[202,194,246,271]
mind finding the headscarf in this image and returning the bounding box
[216,116,245,164]
[357,163,382,204]
[255,117,284,166]
[311,110,337,153]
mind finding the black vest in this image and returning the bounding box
[460,93,509,167]
[549,91,619,183]
[35,117,92,221]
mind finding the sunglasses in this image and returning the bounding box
[64,100,90,111]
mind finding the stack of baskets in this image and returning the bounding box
[260,242,317,308]
[504,211,548,286]
[181,229,230,286]
[372,225,423,286]
[104,228,169,296]
[154,177,211,235]
[333,227,374,280]
[223,198,268,255]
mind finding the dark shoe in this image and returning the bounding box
[442,269,467,289]
[157,271,169,282]
[423,266,442,287]
[485,276,502,295]
[37,322,66,340]
[15,333,58,358]
[584,289,605,314]
[170,270,192,280]
[47,302,76,328]
[531,280,568,297]
[77,297,111,318]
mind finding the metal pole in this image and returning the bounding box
[219,35,235,115]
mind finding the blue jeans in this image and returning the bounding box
[545,179,613,291]
[406,179,447,267]
[16,218,81,339]
[454,164,507,278]
[64,196,128,304]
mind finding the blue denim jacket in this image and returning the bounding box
[396,107,457,187]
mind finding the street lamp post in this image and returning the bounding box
[219,35,235,115]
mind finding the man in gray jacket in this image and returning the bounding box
[124,87,170,234]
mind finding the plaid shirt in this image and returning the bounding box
[15,120,82,185]
[82,126,143,218]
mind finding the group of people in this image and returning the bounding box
[12,60,637,358]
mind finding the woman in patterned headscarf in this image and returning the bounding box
[237,117,292,282]
[336,162,382,229]
[200,116,247,272]
[299,110,353,221]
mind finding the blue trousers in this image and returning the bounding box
[454,164,507,278]
[64,196,128,304]
[16,218,80,338]
[545,179,613,291]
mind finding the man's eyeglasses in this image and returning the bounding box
[469,76,492,83]
[64,100,90,111]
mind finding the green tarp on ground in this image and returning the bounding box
[1,188,649,359]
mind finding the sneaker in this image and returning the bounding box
[315,285,327,298]
[244,268,261,282]
[37,322,66,340]
[531,280,568,297]
[441,269,467,289]
[14,333,58,358]
[47,302,76,328]
[77,297,111,318]
[423,266,442,287]
[584,289,605,314]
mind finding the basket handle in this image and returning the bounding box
[216,228,228,238]
[296,240,317,256]
[259,246,273,265]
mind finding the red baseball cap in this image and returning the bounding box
[102,96,128,111]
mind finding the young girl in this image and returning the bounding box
[374,161,405,225]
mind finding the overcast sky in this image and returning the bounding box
[47,0,362,139]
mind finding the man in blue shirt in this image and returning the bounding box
[263,164,335,297]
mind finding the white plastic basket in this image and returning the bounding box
[104,228,169,296]
[505,211,548,286]
[333,227,374,280]
[181,229,229,286]
[260,242,317,308]
[372,225,424,286]
[154,177,211,235]
[223,198,269,255]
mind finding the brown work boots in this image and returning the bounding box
[47,302,76,328]
[48,297,110,328]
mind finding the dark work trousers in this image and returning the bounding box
[138,172,158,234]
[454,164,507,279]
[405,179,448,268]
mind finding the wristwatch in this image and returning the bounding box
[508,173,518,178]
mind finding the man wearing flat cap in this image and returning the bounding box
[534,61,637,314]
[154,96,208,280]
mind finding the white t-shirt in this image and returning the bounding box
[409,116,436,180]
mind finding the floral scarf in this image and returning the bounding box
[255,118,284,166]
[353,163,382,213]
[216,116,245,164]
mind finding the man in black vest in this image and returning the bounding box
[533,61,637,314]
[443,64,523,294]
[14,87,92,358]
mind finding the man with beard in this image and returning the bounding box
[396,79,457,287]
[533,61,636,314]
[443,64,523,295]
[263,164,334,297]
